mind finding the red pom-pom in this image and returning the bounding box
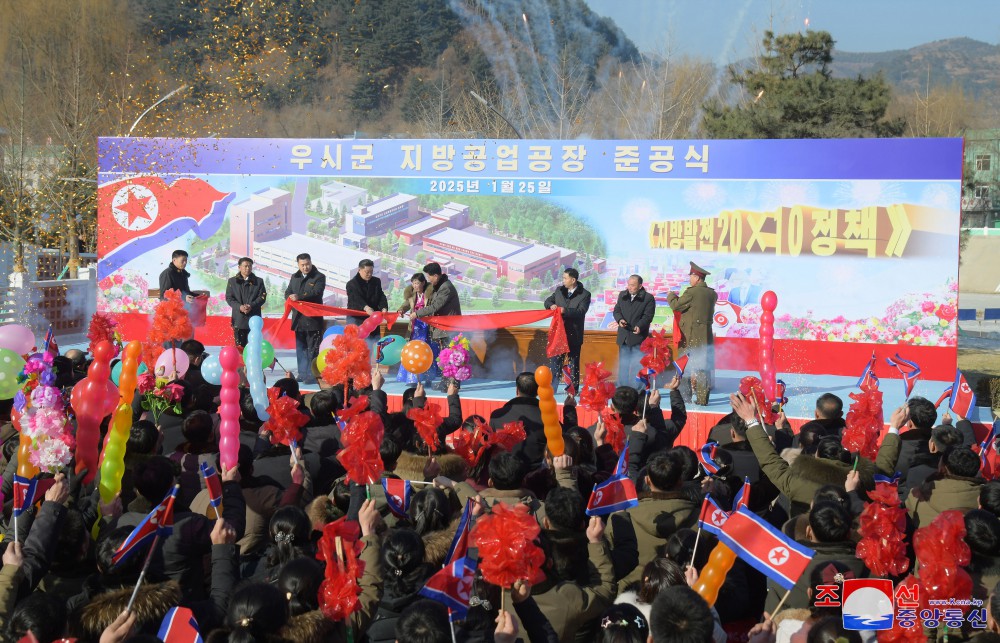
[407,403,442,452]
[472,502,546,588]
[263,387,310,447]
[446,428,477,467]
[600,408,626,455]
[316,517,365,621]
[579,362,615,413]
[87,312,118,356]
[339,396,369,421]
[490,421,526,452]
[877,576,925,643]
[322,325,371,389]
[843,382,883,460]
[337,410,385,484]
[913,510,973,610]
[639,330,671,373]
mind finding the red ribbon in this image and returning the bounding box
[275,300,400,333]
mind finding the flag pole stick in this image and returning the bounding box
[689,524,703,569]
[13,514,17,544]
[769,589,793,620]
[448,608,458,643]
[126,533,161,611]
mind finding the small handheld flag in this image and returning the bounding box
[382,477,413,518]
[873,472,901,489]
[732,476,751,512]
[857,352,879,389]
[562,364,576,397]
[948,369,977,419]
[418,555,478,620]
[375,336,396,364]
[586,474,639,516]
[112,486,178,567]
[444,498,473,565]
[12,474,38,519]
[718,506,815,591]
[698,442,722,476]
[934,385,954,409]
[979,419,999,481]
[199,462,223,509]
[885,354,921,399]
[636,367,655,392]
[672,354,689,379]
[158,606,204,643]
[697,496,731,537]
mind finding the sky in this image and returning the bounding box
[584,0,1000,65]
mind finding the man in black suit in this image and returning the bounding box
[225,257,267,347]
[284,253,326,385]
[544,267,591,394]
[345,258,388,324]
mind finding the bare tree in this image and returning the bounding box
[527,47,591,139]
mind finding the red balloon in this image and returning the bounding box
[760,290,778,311]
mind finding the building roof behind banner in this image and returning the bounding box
[504,244,560,266]
[425,227,523,258]
[232,187,291,210]
[322,181,367,198]
[398,216,444,236]
[265,233,371,269]
[355,192,415,217]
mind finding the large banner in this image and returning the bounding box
[97,137,962,379]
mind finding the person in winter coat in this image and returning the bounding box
[284,253,327,385]
[224,257,266,347]
[612,274,656,387]
[906,447,983,529]
[606,451,699,590]
[364,528,435,643]
[544,268,592,394]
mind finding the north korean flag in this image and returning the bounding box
[12,474,37,518]
[698,496,730,538]
[948,369,977,419]
[200,462,223,508]
[673,354,689,379]
[718,506,815,590]
[382,477,413,518]
[418,555,478,620]
[586,473,639,516]
[732,476,751,512]
[885,354,921,399]
[978,419,999,481]
[698,442,722,476]
[97,176,234,277]
[562,364,577,397]
[112,485,178,567]
[444,498,473,565]
[857,351,879,389]
[157,606,204,643]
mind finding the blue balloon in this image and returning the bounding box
[111,360,148,386]
[246,316,269,421]
[201,354,222,386]
[323,325,345,339]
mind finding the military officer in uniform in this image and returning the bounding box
[667,262,718,405]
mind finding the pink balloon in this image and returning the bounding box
[0,324,36,354]
[155,348,190,379]
[760,290,778,312]
[218,345,242,471]
[319,334,337,353]
[357,311,384,339]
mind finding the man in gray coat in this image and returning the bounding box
[414,262,462,390]
[612,274,656,387]
[544,267,591,393]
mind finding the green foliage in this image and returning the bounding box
[465,267,477,279]
[516,287,527,302]
[702,30,905,139]
[491,286,502,306]
[482,271,495,284]
[498,276,509,288]
[471,284,482,298]
[530,277,542,290]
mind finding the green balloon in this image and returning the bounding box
[261,340,275,368]
[377,335,406,366]
[0,348,26,400]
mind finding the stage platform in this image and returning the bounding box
[270,348,985,449]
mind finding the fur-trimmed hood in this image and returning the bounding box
[788,452,875,490]
[280,610,338,643]
[395,450,429,482]
[74,580,181,640]
[423,516,462,567]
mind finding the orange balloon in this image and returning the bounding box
[534,365,564,456]
[401,340,434,375]
[692,541,737,606]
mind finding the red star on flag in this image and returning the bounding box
[117,191,152,227]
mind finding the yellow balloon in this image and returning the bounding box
[317,348,334,371]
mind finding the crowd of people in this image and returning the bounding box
[2,333,999,643]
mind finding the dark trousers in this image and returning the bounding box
[233,327,249,348]
[549,346,581,394]
[295,329,323,383]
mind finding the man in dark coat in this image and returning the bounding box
[345,258,388,325]
[489,372,546,466]
[667,262,718,406]
[158,249,194,302]
[225,257,267,347]
[284,253,326,385]
[612,274,656,387]
[543,267,591,394]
